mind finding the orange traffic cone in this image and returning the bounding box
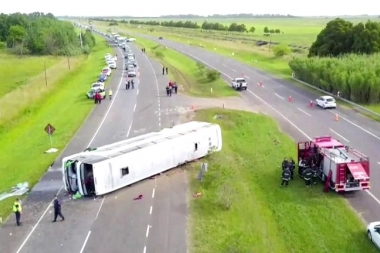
[334,113,339,121]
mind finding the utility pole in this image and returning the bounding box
[79,30,83,47]
[268,35,272,52]
[44,61,48,86]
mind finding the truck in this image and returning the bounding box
[297,136,370,192]
[62,121,222,196]
[231,78,247,90]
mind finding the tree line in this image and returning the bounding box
[289,18,380,104]
[0,12,96,56]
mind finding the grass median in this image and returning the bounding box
[0,35,112,220]
[130,35,236,98]
[189,108,376,253]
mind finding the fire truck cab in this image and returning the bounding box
[297,136,370,192]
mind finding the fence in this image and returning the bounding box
[291,75,380,120]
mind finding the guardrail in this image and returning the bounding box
[291,76,380,119]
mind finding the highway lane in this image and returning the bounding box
[131,33,380,222]
[0,40,137,253]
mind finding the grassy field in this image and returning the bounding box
[0,35,112,220]
[189,108,376,253]
[129,34,235,97]
[0,53,85,125]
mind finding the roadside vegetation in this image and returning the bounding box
[0,25,111,219]
[189,108,376,253]
[132,35,235,97]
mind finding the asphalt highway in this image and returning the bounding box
[0,37,186,253]
[132,33,380,223]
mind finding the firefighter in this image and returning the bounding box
[302,167,313,187]
[282,158,289,171]
[289,158,295,180]
[131,79,135,89]
[281,167,291,186]
[298,158,307,178]
[13,198,22,226]
[108,89,112,100]
[311,163,318,185]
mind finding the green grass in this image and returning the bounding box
[189,108,376,253]
[130,35,236,97]
[0,35,113,220]
[0,52,62,98]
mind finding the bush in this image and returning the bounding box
[273,44,291,57]
[154,50,164,58]
[206,69,221,81]
[82,45,91,55]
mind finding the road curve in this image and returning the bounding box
[131,32,380,223]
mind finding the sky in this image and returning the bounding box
[1,0,379,17]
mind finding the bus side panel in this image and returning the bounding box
[92,162,109,196]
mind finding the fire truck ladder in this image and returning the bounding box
[324,169,332,192]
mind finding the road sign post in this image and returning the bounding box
[44,123,58,153]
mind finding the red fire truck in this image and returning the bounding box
[297,136,370,192]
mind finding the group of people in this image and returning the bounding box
[126,79,135,89]
[166,81,178,96]
[94,90,112,104]
[13,195,64,226]
[281,156,319,187]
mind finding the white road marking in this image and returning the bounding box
[155,40,380,208]
[143,246,147,253]
[222,63,227,67]
[151,188,155,198]
[274,93,285,100]
[231,68,237,72]
[245,76,250,79]
[149,206,153,215]
[134,103,137,112]
[95,196,106,220]
[330,128,349,142]
[79,231,92,253]
[297,108,311,117]
[145,225,150,237]
[137,89,139,95]
[126,120,133,138]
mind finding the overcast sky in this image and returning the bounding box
[2,0,378,17]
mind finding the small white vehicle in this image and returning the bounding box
[316,95,336,109]
[108,61,117,69]
[101,67,112,76]
[91,82,105,89]
[105,55,117,62]
[231,78,247,90]
[367,222,380,249]
[127,38,136,42]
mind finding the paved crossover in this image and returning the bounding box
[131,33,380,223]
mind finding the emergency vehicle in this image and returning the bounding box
[297,136,370,192]
[62,121,222,196]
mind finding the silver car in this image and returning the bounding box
[127,69,137,77]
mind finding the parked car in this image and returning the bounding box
[316,95,336,109]
[108,61,117,69]
[367,222,380,249]
[91,82,105,89]
[98,74,107,82]
[102,67,112,76]
[87,87,106,99]
[127,69,137,77]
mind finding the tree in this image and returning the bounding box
[7,25,25,47]
[264,26,269,33]
[249,26,256,33]
[273,44,291,57]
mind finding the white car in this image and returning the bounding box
[108,61,117,69]
[102,67,112,76]
[91,82,105,89]
[127,38,136,42]
[231,78,247,90]
[105,55,117,62]
[367,222,380,249]
[316,95,336,109]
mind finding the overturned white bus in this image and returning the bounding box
[62,121,222,196]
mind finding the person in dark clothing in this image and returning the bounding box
[94,93,98,104]
[282,158,289,171]
[302,167,313,187]
[162,67,165,75]
[281,168,291,186]
[173,83,178,94]
[166,86,171,96]
[298,158,307,178]
[52,195,65,222]
[289,158,295,180]
[165,67,168,75]
[126,80,130,90]
[131,79,134,89]
[311,163,318,185]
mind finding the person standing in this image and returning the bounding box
[281,168,291,187]
[52,195,65,222]
[13,198,22,226]
[165,67,168,75]
[162,66,165,75]
[302,167,313,187]
[108,89,112,100]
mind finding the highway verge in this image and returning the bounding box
[131,36,236,98]
[0,34,111,220]
[188,108,376,253]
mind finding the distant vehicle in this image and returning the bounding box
[62,121,222,196]
[367,222,380,249]
[231,78,247,90]
[91,82,104,89]
[127,53,135,60]
[105,55,117,62]
[86,87,106,99]
[159,37,163,40]
[102,67,112,76]
[127,59,137,67]
[297,136,370,192]
[127,69,137,77]
[316,96,336,109]
[126,38,136,42]
[98,74,107,82]
[125,64,134,70]
[107,61,117,69]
